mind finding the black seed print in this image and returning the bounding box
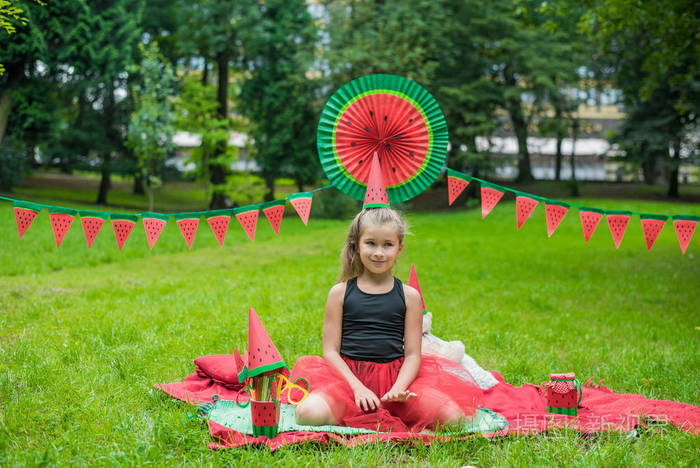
[370,111,373,116]
[384,116,387,121]
[358,159,363,164]
[351,142,356,146]
[365,126,370,132]
[409,152,414,157]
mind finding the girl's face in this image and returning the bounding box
[357,222,403,276]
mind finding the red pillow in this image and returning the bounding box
[194,351,247,384]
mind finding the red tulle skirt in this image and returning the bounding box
[291,354,484,432]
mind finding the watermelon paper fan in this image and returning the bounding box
[317,74,448,204]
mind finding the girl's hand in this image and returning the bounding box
[353,385,381,412]
[381,388,417,403]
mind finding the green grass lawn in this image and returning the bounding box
[1,189,698,466]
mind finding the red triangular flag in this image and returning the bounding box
[288,193,313,226]
[14,207,39,239]
[235,206,259,242]
[545,203,568,237]
[606,213,630,249]
[579,209,603,243]
[363,152,390,209]
[237,308,286,382]
[407,264,427,312]
[112,215,137,251]
[672,216,698,254]
[640,216,666,251]
[175,215,200,249]
[262,202,285,235]
[142,214,168,250]
[516,196,539,230]
[49,211,75,248]
[80,216,106,248]
[447,174,469,206]
[206,213,231,247]
[481,186,504,218]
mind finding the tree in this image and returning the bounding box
[127,42,177,211]
[238,0,320,200]
[175,75,233,206]
[176,0,245,208]
[581,0,699,196]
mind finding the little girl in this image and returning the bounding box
[293,208,483,432]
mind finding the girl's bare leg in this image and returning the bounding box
[294,393,338,426]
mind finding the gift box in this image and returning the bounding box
[545,372,582,416]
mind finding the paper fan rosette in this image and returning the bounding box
[317,74,448,204]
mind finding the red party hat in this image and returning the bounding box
[237,308,286,382]
[363,152,390,209]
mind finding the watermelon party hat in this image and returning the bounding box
[237,308,286,382]
[407,264,427,313]
[363,152,390,209]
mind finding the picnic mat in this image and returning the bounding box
[155,354,700,450]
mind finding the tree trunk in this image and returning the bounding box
[133,173,145,195]
[264,171,275,202]
[97,153,111,204]
[0,63,24,145]
[97,83,115,205]
[202,56,209,85]
[554,106,564,181]
[504,70,533,182]
[569,120,579,197]
[209,51,229,209]
[667,140,679,198]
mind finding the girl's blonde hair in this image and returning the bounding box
[338,208,408,282]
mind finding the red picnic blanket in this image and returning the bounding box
[155,354,700,450]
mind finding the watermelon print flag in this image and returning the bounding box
[261,200,285,235]
[639,215,667,251]
[13,200,41,240]
[206,209,231,247]
[515,195,539,231]
[288,192,313,226]
[606,211,631,249]
[141,212,169,250]
[545,202,569,237]
[174,213,200,249]
[407,264,427,313]
[672,215,698,254]
[579,208,603,243]
[446,169,470,206]
[480,185,504,219]
[111,214,138,251]
[235,205,259,242]
[237,308,286,382]
[49,208,76,248]
[79,210,108,248]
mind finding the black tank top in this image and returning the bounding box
[340,277,406,363]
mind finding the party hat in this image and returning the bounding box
[363,152,390,209]
[237,308,286,382]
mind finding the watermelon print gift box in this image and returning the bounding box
[544,373,582,416]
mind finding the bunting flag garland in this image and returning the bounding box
[639,214,666,251]
[672,215,698,254]
[261,200,285,235]
[545,202,569,237]
[49,208,76,248]
[174,213,200,249]
[235,205,260,242]
[79,211,108,248]
[13,200,40,239]
[206,210,231,247]
[1,187,330,252]
[515,195,539,231]
[288,192,313,226]
[446,169,470,206]
[142,212,169,250]
[606,211,631,249]
[481,185,504,219]
[442,167,697,253]
[112,214,137,251]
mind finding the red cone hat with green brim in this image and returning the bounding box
[407,264,427,313]
[363,152,390,209]
[237,308,286,382]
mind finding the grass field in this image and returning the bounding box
[1,181,699,466]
